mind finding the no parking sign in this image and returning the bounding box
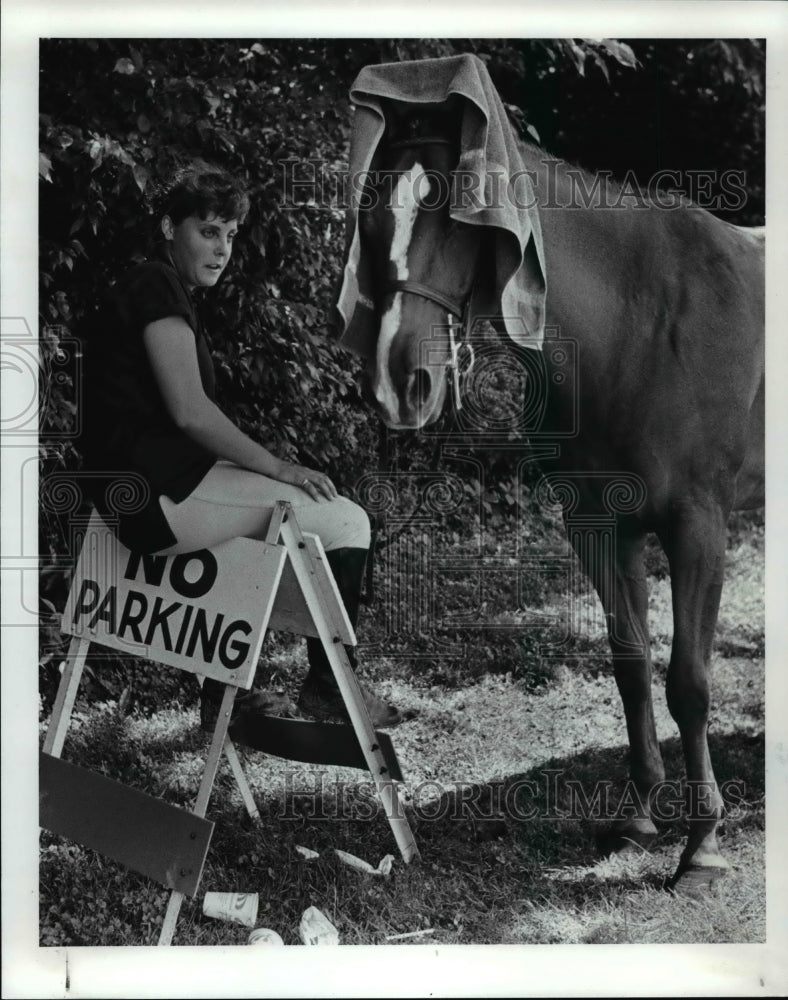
[62,510,286,688]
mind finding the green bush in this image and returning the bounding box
[38,39,764,709]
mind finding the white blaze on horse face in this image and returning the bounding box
[389,162,429,279]
[374,163,432,426]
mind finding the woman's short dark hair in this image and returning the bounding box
[155,161,250,227]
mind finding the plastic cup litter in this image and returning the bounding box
[299,906,339,946]
[248,927,285,946]
[202,892,259,928]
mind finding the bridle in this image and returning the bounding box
[381,135,477,411]
[363,133,478,592]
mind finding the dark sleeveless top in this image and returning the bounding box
[79,250,217,552]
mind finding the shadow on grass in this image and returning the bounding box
[209,730,763,932]
[40,714,764,946]
[400,730,763,874]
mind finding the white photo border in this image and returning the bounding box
[3,2,787,997]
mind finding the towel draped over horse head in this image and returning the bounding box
[336,53,547,358]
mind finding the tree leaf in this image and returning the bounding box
[564,40,587,76]
[595,39,639,69]
[39,152,53,181]
[113,57,136,75]
[590,51,611,83]
[132,163,149,192]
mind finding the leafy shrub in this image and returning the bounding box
[38,39,764,710]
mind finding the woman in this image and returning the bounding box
[80,162,401,729]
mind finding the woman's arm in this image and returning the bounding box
[143,316,337,499]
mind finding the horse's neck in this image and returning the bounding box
[519,144,631,338]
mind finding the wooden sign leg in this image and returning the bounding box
[223,741,260,822]
[194,677,260,822]
[278,513,419,863]
[265,501,288,544]
[159,890,186,947]
[42,636,90,758]
[158,683,239,946]
[212,509,282,824]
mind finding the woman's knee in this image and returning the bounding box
[158,482,371,554]
[322,497,371,550]
[349,500,371,547]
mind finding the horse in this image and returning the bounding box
[351,112,764,891]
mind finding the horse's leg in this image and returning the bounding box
[567,522,665,850]
[659,504,730,888]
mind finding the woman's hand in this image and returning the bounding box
[143,319,336,487]
[279,463,338,502]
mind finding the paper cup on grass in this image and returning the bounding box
[249,927,285,946]
[203,892,259,928]
[299,906,339,945]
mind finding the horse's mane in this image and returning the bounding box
[517,137,701,215]
[382,107,751,228]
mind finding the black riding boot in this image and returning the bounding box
[199,677,296,732]
[297,547,403,728]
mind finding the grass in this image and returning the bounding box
[39,513,765,947]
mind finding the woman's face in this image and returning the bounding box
[162,212,239,289]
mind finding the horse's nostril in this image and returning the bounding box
[409,368,432,408]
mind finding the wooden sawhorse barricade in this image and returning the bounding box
[40,501,418,945]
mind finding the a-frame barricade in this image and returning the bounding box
[40,501,418,946]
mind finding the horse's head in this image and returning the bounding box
[358,118,484,429]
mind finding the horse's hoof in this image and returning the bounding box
[668,860,730,896]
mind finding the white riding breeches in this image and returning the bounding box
[156,461,370,555]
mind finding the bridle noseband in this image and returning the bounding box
[382,135,476,411]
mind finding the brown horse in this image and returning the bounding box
[352,119,764,890]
